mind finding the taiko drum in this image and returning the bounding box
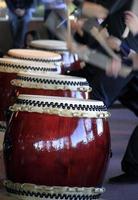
[4,95,110,200]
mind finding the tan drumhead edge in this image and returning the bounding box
[4,180,105,199]
[30,40,68,51]
[0,57,61,74]
[11,73,91,92]
[15,72,89,81]
[10,95,110,118]
[7,49,62,61]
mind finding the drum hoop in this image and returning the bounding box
[11,78,92,92]
[4,180,105,199]
[31,46,68,53]
[10,98,110,119]
[0,62,61,73]
[30,40,68,52]
[8,55,62,63]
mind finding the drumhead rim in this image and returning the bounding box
[11,73,91,91]
[4,180,105,199]
[30,39,68,51]
[7,49,62,62]
[10,95,110,118]
[0,58,61,73]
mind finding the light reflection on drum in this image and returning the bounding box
[4,95,110,200]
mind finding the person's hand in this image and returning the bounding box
[83,2,108,19]
[15,8,25,17]
[106,58,122,78]
[125,11,138,36]
[99,27,109,40]
[70,18,86,36]
[64,0,72,5]
[106,36,121,51]
[131,53,138,70]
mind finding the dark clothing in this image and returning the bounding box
[72,0,138,176]
[5,0,33,11]
[122,126,138,177]
[119,76,138,117]
[5,0,33,48]
[75,0,138,51]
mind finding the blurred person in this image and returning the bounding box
[41,0,67,39]
[5,0,34,48]
[67,1,138,182]
[24,30,40,48]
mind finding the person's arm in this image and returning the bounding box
[125,11,138,36]
[87,0,134,15]
[73,0,108,19]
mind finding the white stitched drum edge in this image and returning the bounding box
[11,75,92,92]
[4,180,105,200]
[0,61,61,74]
[9,95,110,119]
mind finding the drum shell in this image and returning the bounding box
[0,72,16,121]
[0,130,6,182]
[15,86,89,100]
[4,111,110,187]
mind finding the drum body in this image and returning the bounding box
[4,95,110,199]
[0,129,6,181]
[0,72,16,122]
[11,73,91,99]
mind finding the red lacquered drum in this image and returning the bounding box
[0,57,61,127]
[4,95,110,200]
[30,40,81,72]
[11,73,91,99]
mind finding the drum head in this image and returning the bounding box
[11,73,91,91]
[30,40,68,52]
[10,95,110,118]
[7,49,62,62]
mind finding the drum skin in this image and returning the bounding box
[4,111,110,187]
[15,87,89,100]
[0,72,16,121]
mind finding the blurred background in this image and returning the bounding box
[0,0,137,53]
[0,0,46,52]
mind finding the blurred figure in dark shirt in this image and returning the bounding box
[5,0,34,48]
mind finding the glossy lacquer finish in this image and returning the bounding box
[16,87,89,100]
[62,60,82,74]
[4,111,110,187]
[0,72,16,121]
